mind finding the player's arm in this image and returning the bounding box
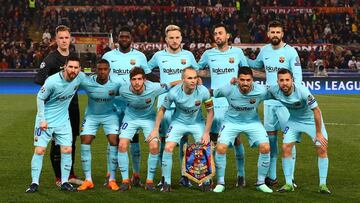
[197,51,209,77]
[36,82,53,130]
[246,49,264,70]
[289,49,303,84]
[312,106,327,150]
[146,106,165,143]
[34,57,51,85]
[202,98,214,145]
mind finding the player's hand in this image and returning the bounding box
[201,132,210,145]
[314,132,328,150]
[146,130,159,143]
[197,77,203,85]
[230,77,237,85]
[39,121,48,131]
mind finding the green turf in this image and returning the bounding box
[0,94,359,202]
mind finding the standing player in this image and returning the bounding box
[116,67,181,191]
[148,67,214,192]
[33,25,82,186]
[147,24,200,186]
[212,67,272,193]
[247,21,302,187]
[269,69,330,194]
[77,59,122,191]
[198,24,248,187]
[26,56,85,193]
[102,26,150,186]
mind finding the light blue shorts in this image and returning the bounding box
[80,114,119,136]
[33,120,72,147]
[218,121,269,148]
[166,122,204,144]
[159,108,175,137]
[119,118,155,141]
[264,104,290,132]
[283,120,328,146]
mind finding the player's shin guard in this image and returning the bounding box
[109,146,118,181]
[215,152,226,185]
[257,153,270,185]
[234,144,245,177]
[162,152,173,184]
[282,157,293,185]
[318,157,329,185]
[50,141,61,178]
[147,153,159,181]
[80,144,92,181]
[291,145,296,180]
[61,153,72,184]
[130,135,141,174]
[31,154,44,184]
[179,137,187,175]
[268,136,278,180]
[118,151,129,181]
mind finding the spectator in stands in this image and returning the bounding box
[42,28,51,44]
[348,56,357,69]
[0,58,9,71]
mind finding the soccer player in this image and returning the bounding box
[77,59,122,191]
[269,69,330,194]
[247,20,302,186]
[212,67,272,193]
[34,25,82,187]
[26,56,85,193]
[102,26,151,186]
[198,23,248,187]
[147,24,200,187]
[116,67,181,191]
[148,67,214,192]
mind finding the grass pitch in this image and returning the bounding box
[0,94,359,202]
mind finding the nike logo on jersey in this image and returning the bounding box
[162,60,168,63]
[265,58,269,60]
[111,60,117,62]
[211,59,216,62]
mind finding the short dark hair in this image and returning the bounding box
[130,67,145,79]
[97,59,109,66]
[55,25,70,34]
[268,20,283,31]
[238,66,253,77]
[65,55,80,65]
[212,23,229,33]
[277,68,293,78]
[119,26,132,34]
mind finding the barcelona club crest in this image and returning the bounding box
[229,57,235,64]
[130,59,136,65]
[182,143,215,184]
[109,90,115,96]
[181,59,187,65]
[145,98,152,104]
[195,100,201,106]
[279,56,285,63]
[249,98,256,104]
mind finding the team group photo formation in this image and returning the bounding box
[1,0,360,202]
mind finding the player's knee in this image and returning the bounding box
[80,135,94,144]
[107,134,119,146]
[259,143,270,154]
[61,146,72,154]
[282,144,293,157]
[34,147,46,155]
[316,146,328,158]
[149,141,159,154]
[164,144,175,153]
[216,144,227,154]
[118,141,128,152]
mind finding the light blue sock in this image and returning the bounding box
[282,157,293,185]
[118,151,129,181]
[215,152,226,185]
[318,157,329,185]
[61,152,72,184]
[162,151,173,184]
[257,153,270,185]
[130,142,141,174]
[291,145,296,180]
[106,143,110,174]
[234,143,245,177]
[80,144,92,181]
[268,136,278,180]
[31,154,44,184]
[179,138,187,176]
[159,140,165,167]
[109,146,118,181]
[147,153,159,181]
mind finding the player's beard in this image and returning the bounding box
[270,37,281,46]
[168,44,180,52]
[280,84,292,95]
[119,43,131,51]
[216,39,227,49]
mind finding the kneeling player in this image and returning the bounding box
[212,67,272,193]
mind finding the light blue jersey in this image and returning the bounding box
[213,83,270,123]
[247,44,302,106]
[36,71,85,127]
[268,84,318,124]
[81,75,122,116]
[118,81,169,120]
[162,84,212,125]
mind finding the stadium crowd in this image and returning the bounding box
[0,0,359,71]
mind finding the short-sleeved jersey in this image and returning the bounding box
[102,48,150,83]
[247,44,303,106]
[148,49,199,108]
[214,83,270,123]
[118,81,169,120]
[81,75,122,116]
[268,84,318,124]
[162,84,212,124]
[37,71,85,126]
[198,46,248,89]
